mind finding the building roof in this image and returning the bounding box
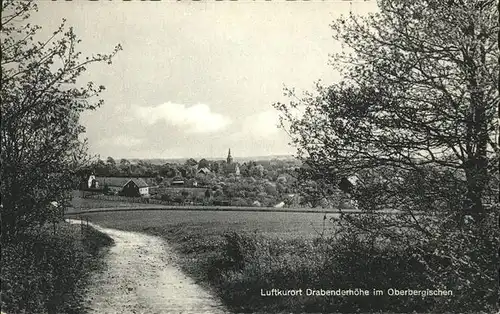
[197,167,211,174]
[128,178,149,188]
[96,177,149,188]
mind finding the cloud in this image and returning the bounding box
[133,102,231,133]
[99,135,142,148]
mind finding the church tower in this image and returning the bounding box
[227,148,233,164]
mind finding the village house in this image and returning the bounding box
[197,167,211,175]
[95,176,150,197]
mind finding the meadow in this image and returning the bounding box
[74,209,495,313]
[69,190,164,211]
[79,210,336,239]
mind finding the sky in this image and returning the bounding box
[32,0,378,159]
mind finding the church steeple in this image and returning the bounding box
[227,148,233,164]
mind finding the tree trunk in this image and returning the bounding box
[463,21,489,223]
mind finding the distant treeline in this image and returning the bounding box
[78,157,302,179]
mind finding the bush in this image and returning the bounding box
[202,230,495,313]
[222,232,258,270]
[1,222,114,314]
[231,198,249,207]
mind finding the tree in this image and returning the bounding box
[211,161,221,174]
[129,164,145,177]
[1,1,121,239]
[119,158,131,174]
[185,158,198,167]
[106,156,116,167]
[105,156,119,176]
[198,158,210,170]
[275,0,498,310]
[277,0,498,220]
[137,160,156,177]
[92,158,109,176]
[159,163,176,178]
[250,164,265,178]
[102,184,110,195]
[155,175,163,184]
[264,182,277,196]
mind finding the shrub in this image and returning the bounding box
[160,194,171,202]
[1,222,113,314]
[205,229,495,313]
[222,232,258,270]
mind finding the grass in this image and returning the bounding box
[70,197,161,209]
[1,222,114,314]
[78,210,497,313]
[69,190,163,210]
[77,210,335,239]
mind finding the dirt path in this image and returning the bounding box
[68,220,228,314]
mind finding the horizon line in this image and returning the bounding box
[95,154,297,160]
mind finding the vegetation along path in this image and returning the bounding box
[67,220,228,314]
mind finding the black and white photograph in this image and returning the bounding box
[1,0,498,313]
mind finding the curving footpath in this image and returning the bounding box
[67,220,228,314]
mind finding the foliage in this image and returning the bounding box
[0,222,114,314]
[0,0,121,239]
[185,158,198,167]
[274,0,499,309]
[222,231,258,270]
[277,0,499,211]
[214,230,497,312]
[198,158,210,169]
[102,184,110,195]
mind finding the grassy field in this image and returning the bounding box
[78,210,336,239]
[72,210,495,313]
[70,191,164,210]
